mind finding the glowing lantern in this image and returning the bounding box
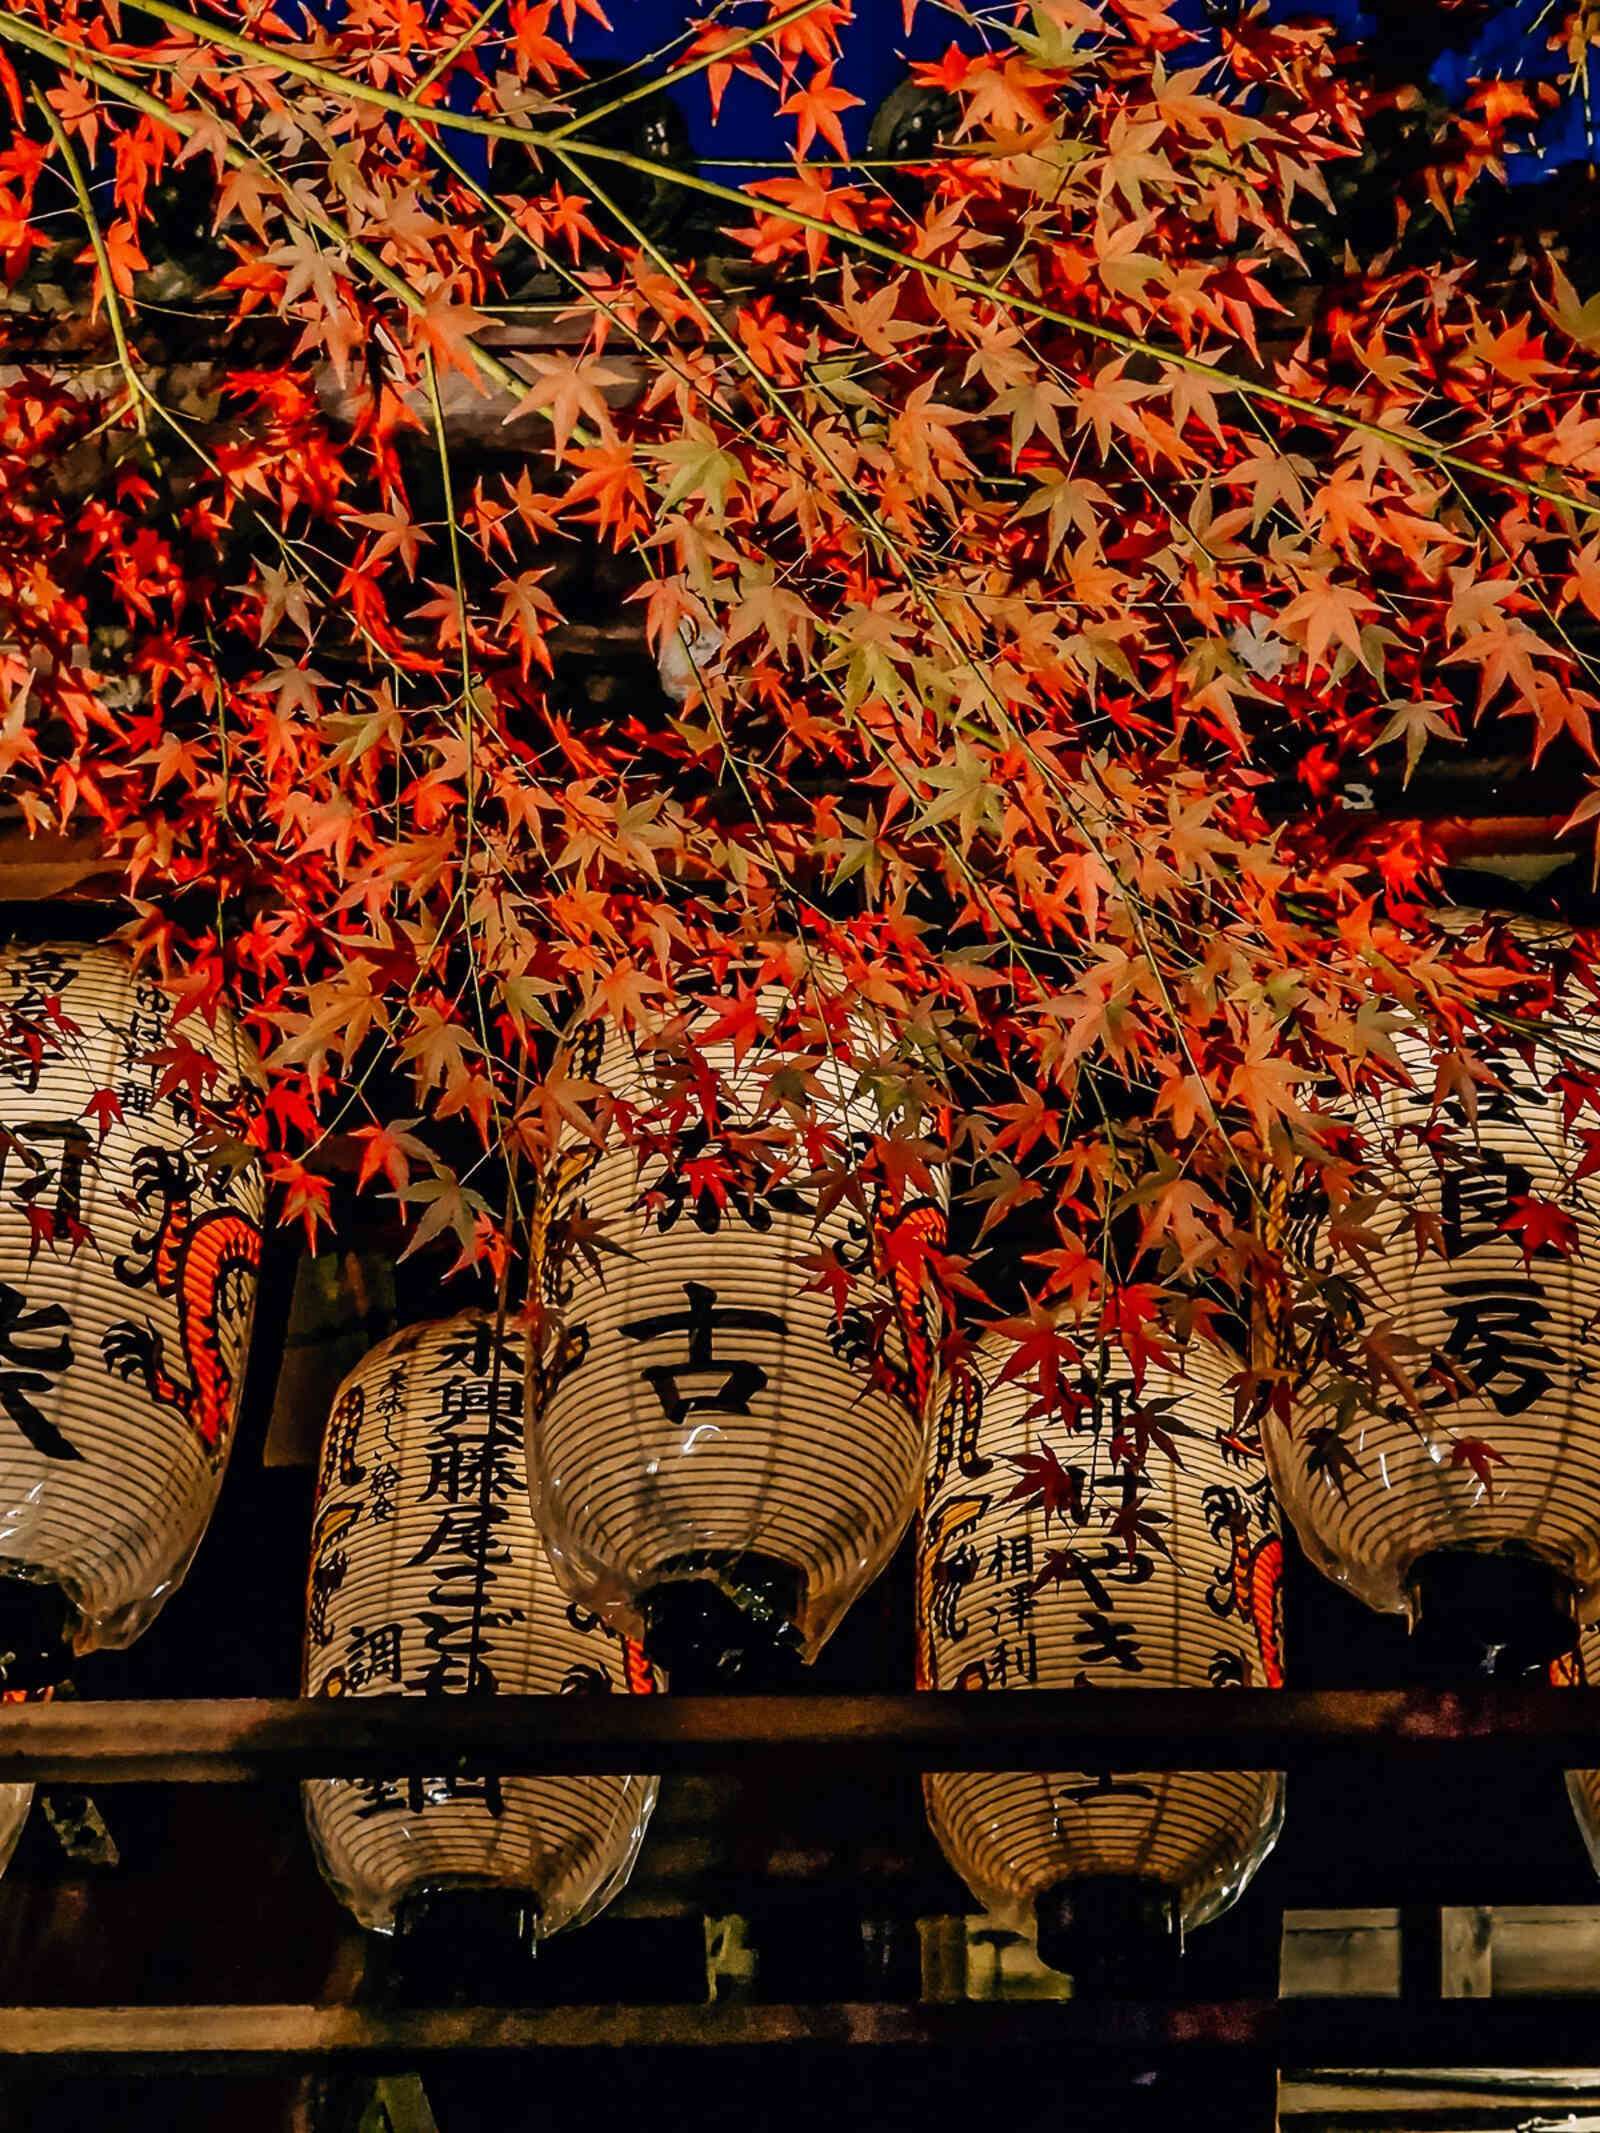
[1268,1030,1600,1669]
[0,940,262,1686]
[525,1003,943,1686]
[918,1336,1285,1984]
[304,1313,659,1945]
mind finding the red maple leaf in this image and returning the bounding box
[1002,1441,1086,1532]
[1450,1436,1509,1499]
[81,1088,124,1142]
[147,1040,223,1111]
[1499,1194,1579,1264]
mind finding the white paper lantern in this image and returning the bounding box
[304,1312,659,1938]
[0,940,263,1670]
[1268,1031,1600,1639]
[526,1007,943,1670]
[0,1779,28,1881]
[919,1336,1285,1967]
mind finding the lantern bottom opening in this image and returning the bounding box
[0,1571,74,1694]
[637,1551,808,1690]
[384,1885,542,2002]
[1407,1546,1576,1678]
[1033,1875,1181,1992]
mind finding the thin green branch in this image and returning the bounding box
[35,91,149,440]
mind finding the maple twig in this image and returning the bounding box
[415,0,506,95]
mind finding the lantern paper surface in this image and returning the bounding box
[304,1313,659,1937]
[527,1013,942,1657]
[0,942,263,1654]
[0,1784,28,1880]
[919,1337,1285,1932]
[1269,1034,1600,1624]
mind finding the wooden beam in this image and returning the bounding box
[0,826,118,900]
[3,1998,1600,2072]
[4,1688,1600,1785]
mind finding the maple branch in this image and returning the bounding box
[537,142,1262,1210]
[34,92,149,442]
[0,13,631,460]
[5,17,539,707]
[105,0,1600,520]
[420,128,841,898]
[543,145,1177,1210]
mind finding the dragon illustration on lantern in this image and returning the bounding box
[100,1144,262,1463]
[1204,1482,1286,1690]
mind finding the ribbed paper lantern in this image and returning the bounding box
[919,1336,1285,1983]
[526,1008,942,1682]
[0,940,262,1680]
[1268,1030,1600,1664]
[304,1313,659,1943]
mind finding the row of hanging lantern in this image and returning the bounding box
[6,935,1600,1978]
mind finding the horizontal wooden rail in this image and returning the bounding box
[4,1998,1600,2071]
[5,1688,1600,1784]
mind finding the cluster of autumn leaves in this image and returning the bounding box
[0,0,1598,1492]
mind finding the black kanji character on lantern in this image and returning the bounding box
[439,1374,523,1427]
[0,1120,91,1234]
[986,1632,1038,1686]
[1439,1149,1531,1260]
[419,1434,522,1506]
[344,1621,403,1691]
[438,1322,523,1381]
[407,1502,513,1569]
[367,1460,400,1524]
[1434,1276,1561,1418]
[0,1282,77,1460]
[985,1535,1034,1584]
[928,1374,991,1493]
[619,1281,788,1425]
[352,1775,423,1819]
[4,950,76,1016]
[421,1772,505,1816]
[410,1602,524,1696]
[649,1123,809,1238]
[1074,1609,1143,1672]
